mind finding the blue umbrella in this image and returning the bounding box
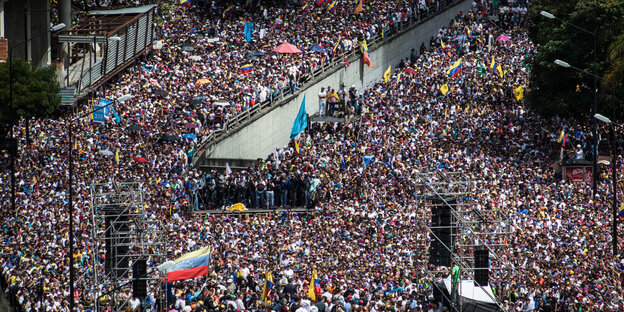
[311,45,325,52]
[183,133,198,139]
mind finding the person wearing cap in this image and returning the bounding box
[574,144,584,159]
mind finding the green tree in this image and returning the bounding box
[0,59,61,130]
[526,0,624,118]
[604,33,624,88]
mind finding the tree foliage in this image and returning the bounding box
[527,0,624,119]
[0,59,61,128]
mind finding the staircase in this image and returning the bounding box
[60,86,77,107]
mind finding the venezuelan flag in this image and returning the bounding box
[180,0,191,7]
[464,26,471,37]
[490,56,502,77]
[440,39,446,49]
[160,246,212,282]
[241,64,253,74]
[245,0,255,9]
[222,5,234,18]
[262,271,274,305]
[328,0,337,11]
[395,72,404,83]
[360,39,373,67]
[557,130,565,143]
[168,16,183,26]
[360,39,369,54]
[619,203,624,217]
[309,270,321,301]
[446,58,462,77]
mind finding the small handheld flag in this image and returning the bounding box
[446,58,462,77]
[180,0,191,7]
[383,65,391,83]
[440,83,449,95]
[222,5,234,18]
[513,86,523,100]
[241,64,253,74]
[327,0,337,11]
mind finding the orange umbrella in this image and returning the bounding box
[196,78,210,85]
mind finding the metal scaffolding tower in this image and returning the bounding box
[88,181,166,311]
[413,170,512,311]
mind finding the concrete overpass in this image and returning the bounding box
[194,0,473,169]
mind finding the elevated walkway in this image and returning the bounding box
[193,0,473,164]
[57,5,156,107]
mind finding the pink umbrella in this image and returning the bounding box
[134,157,148,163]
[272,42,302,54]
[404,68,418,75]
[496,35,510,42]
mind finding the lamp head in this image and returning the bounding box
[51,23,66,32]
[554,59,570,68]
[116,94,132,102]
[540,11,555,19]
[594,114,612,124]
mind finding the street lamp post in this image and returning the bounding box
[594,113,621,257]
[541,10,599,199]
[67,93,131,311]
[555,59,617,256]
[7,23,66,215]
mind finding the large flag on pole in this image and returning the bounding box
[157,246,212,282]
[290,95,308,139]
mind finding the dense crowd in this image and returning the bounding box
[3,0,624,311]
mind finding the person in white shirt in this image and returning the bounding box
[318,87,327,117]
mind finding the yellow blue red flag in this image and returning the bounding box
[446,58,462,77]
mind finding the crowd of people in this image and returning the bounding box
[2,0,624,311]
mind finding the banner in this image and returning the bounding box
[564,166,592,183]
[93,99,111,124]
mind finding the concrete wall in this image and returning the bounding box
[205,0,473,161]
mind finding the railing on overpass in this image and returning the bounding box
[192,0,462,164]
